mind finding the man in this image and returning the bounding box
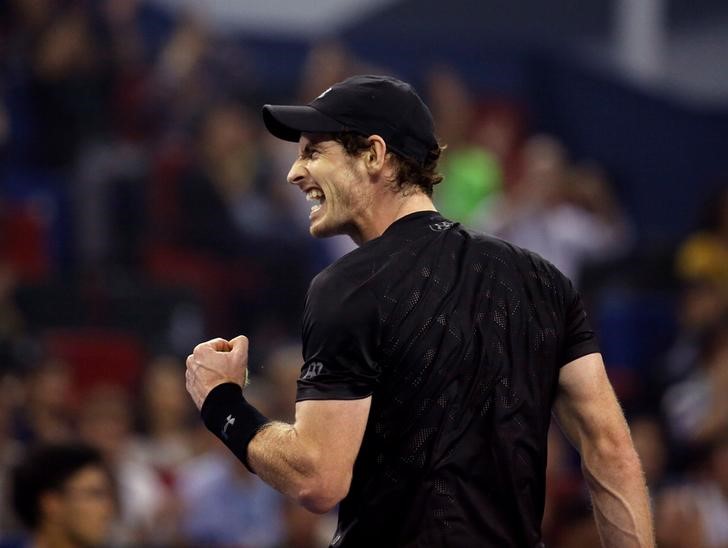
[185,75,654,547]
[9,443,116,548]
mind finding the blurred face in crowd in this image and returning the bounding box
[287,133,373,241]
[201,105,254,165]
[680,282,725,331]
[27,360,73,442]
[143,356,194,433]
[78,385,132,461]
[41,464,115,547]
[518,135,568,204]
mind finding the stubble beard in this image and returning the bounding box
[310,168,362,240]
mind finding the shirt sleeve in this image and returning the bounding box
[560,277,601,365]
[296,268,381,402]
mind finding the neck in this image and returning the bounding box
[355,191,437,245]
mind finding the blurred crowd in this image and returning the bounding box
[0,1,727,547]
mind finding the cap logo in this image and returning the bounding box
[316,87,332,100]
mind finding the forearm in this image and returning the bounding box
[581,446,654,548]
[247,422,324,506]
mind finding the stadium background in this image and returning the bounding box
[0,0,727,546]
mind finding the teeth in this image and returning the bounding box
[306,189,324,202]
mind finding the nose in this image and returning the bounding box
[287,159,306,186]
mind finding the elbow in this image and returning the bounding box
[296,470,352,514]
[596,431,641,462]
[582,431,643,477]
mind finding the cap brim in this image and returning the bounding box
[262,105,347,142]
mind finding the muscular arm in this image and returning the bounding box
[248,397,371,514]
[185,336,372,515]
[553,353,654,548]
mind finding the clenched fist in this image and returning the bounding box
[185,336,249,410]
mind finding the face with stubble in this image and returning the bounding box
[287,133,374,243]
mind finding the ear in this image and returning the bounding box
[364,135,387,175]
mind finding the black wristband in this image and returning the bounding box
[200,383,271,473]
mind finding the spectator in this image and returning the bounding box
[25,6,111,168]
[176,101,319,336]
[177,102,272,253]
[176,442,285,547]
[15,358,73,444]
[77,384,170,546]
[427,66,503,224]
[662,315,728,446]
[656,434,728,548]
[135,355,196,475]
[175,377,286,546]
[676,186,728,291]
[654,187,728,387]
[483,136,631,284]
[656,279,727,386]
[7,443,116,548]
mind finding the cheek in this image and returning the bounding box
[327,173,360,209]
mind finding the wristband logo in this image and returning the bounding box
[222,414,236,440]
[301,361,324,381]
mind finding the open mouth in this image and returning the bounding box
[306,188,325,217]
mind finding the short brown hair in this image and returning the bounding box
[332,132,444,197]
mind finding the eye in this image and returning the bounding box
[300,146,319,160]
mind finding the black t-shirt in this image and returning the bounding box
[296,212,599,548]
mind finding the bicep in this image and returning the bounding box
[294,396,372,473]
[247,396,371,512]
[553,353,631,455]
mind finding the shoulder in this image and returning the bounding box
[305,247,382,326]
[309,246,377,298]
[467,227,568,279]
[461,226,580,311]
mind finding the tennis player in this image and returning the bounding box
[186,75,654,547]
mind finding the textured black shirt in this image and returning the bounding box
[296,211,599,547]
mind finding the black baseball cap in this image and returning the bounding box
[262,75,438,166]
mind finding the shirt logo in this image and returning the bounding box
[222,414,235,439]
[301,361,324,380]
[429,221,454,232]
